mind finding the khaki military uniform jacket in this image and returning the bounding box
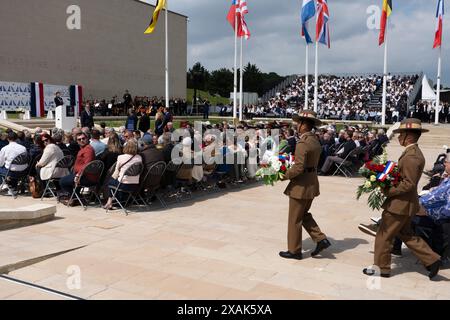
[382,144,425,216]
[283,132,321,200]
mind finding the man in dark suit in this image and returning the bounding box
[319,130,357,175]
[138,110,150,133]
[363,119,442,279]
[279,110,331,260]
[203,100,210,120]
[140,135,164,168]
[80,104,94,129]
[444,103,449,124]
[123,90,132,108]
[286,129,297,154]
[54,92,64,108]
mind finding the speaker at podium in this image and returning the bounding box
[56,105,78,131]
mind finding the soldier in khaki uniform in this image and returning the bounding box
[279,110,331,260]
[363,118,441,279]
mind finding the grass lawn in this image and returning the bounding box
[187,89,229,106]
[3,112,20,119]
[95,117,227,130]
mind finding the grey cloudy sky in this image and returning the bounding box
[143,0,450,85]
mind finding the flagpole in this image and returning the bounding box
[436,45,442,125]
[233,12,238,121]
[313,40,319,113]
[305,44,309,110]
[239,36,244,121]
[165,0,169,110]
[381,22,388,126]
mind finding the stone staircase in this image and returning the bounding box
[367,86,383,108]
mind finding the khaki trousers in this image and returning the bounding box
[374,210,441,273]
[288,197,327,254]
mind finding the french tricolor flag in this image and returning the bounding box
[30,82,45,118]
[70,85,83,115]
[434,0,445,49]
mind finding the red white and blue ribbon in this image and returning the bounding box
[377,161,395,182]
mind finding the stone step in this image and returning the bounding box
[416,124,450,149]
[9,119,55,130]
[0,204,56,231]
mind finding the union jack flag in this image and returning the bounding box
[316,0,330,48]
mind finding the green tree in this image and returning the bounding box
[187,62,210,109]
[186,61,287,102]
[243,63,264,95]
[208,68,234,98]
[187,62,210,91]
[261,72,286,94]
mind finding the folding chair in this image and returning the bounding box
[0,152,30,198]
[161,160,181,199]
[174,163,194,201]
[41,155,74,201]
[137,161,167,208]
[107,162,143,215]
[332,147,362,178]
[68,160,104,210]
[200,163,218,191]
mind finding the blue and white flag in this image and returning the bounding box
[301,0,316,44]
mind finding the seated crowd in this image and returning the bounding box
[0,109,389,210]
[241,74,418,124]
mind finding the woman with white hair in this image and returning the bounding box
[418,152,450,261]
[420,153,450,221]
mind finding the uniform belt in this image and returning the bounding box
[304,167,317,173]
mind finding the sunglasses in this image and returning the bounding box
[42,139,49,142]
[77,137,87,141]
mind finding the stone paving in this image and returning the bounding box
[0,124,449,300]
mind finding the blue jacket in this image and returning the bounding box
[420,178,450,221]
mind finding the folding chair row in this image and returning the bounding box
[332,147,363,178]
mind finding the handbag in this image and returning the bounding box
[29,176,43,198]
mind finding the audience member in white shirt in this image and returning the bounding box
[0,131,28,193]
[0,131,27,173]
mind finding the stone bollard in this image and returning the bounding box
[47,110,54,120]
[0,110,8,120]
[24,110,31,120]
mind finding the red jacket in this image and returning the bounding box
[74,144,95,175]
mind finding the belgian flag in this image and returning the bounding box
[144,0,166,34]
[379,0,392,46]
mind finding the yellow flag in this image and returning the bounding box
[144,0,166,34]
